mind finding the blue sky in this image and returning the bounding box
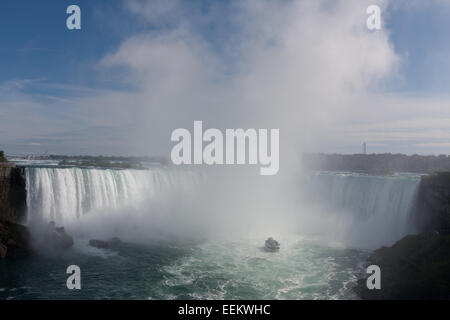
[386,1,450,95]
[1,0,448,95]
[0,0,135,90]
[0,0,238,91]
[1,0,450,156]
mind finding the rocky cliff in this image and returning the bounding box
[412,172,450,233]
[0,165,30,259]
[0,217,32,259]
[0,165,27,223]
[354,232,450,299]
[355,172,450,299]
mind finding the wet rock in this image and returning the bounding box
[89,237,122,249]
[0,218,33,259]
[354,232,450,299]
[44,221,74,250]
[89,239,109,248]
[412,172,450,232]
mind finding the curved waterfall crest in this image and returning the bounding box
[304,172,421,246]
[24,168,421,247]
[25,167,201,224]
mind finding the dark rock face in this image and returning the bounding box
[354,232,450,300]
[0,166,27,223]
[0,166,31,259]
[411,172,450,233]
[0,218,33,259]
[350,172,450,299]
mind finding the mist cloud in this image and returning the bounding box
[1,0,449,156]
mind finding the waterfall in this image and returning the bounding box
[24,167,421,247]
[303,172,421,247]
[25,167,202,225]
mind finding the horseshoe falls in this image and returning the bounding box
[0,167,421,299]
[25,167,202,225]
[301,172,420,248]
[24,167,421,249]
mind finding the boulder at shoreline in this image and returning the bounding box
[0,218,33,259]
[354,232,450,299]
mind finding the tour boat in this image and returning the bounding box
[264,237,280,252]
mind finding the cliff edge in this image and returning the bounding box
[354,232,450,299]
[412,172,450,232]
[0,164,30,259]
[355,172,450,299]
[0,165,27,224]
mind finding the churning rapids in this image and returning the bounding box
[0,166,421,299]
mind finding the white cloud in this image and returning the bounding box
[96,0,401,158]
[1,0,450,157]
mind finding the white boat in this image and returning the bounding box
[264,237,280,251]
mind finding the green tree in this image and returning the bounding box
[0,150,7,162]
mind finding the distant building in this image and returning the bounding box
[363,142,367,154]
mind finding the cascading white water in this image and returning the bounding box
[24,167,421,247]
[25,167,202,225]
[303,172,421,247]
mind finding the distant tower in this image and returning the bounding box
[363,142,367,154]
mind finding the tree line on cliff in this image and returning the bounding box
[302,153,450,173]
[0,151,7,163]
